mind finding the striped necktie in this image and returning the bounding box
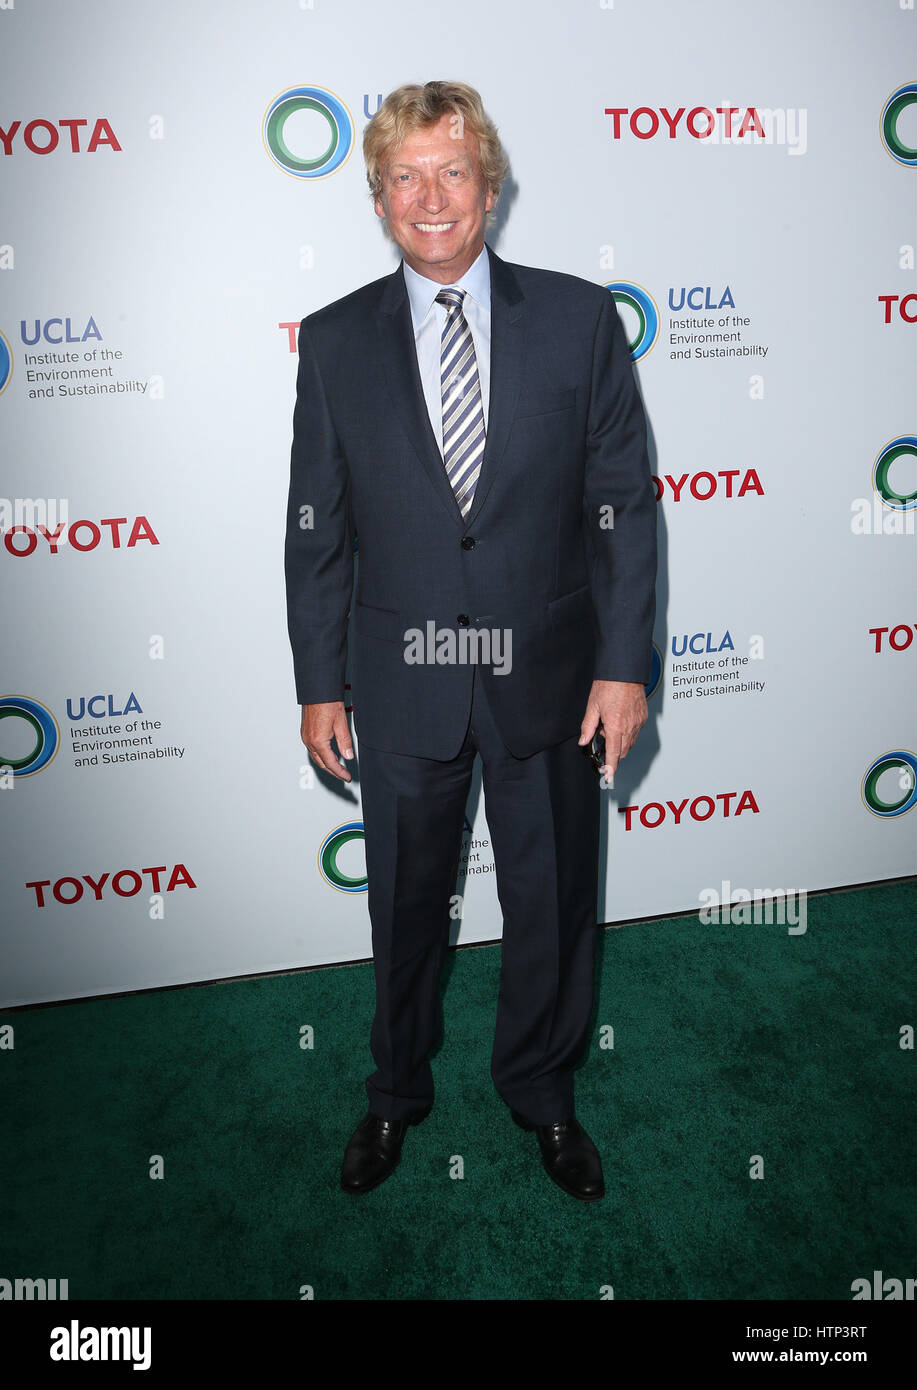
[435,288,485,518]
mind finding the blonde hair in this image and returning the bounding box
[363,81,509,215]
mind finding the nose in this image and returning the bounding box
[418,173,446,213]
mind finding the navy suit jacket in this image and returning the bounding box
[285,243,657,761]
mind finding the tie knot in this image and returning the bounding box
[435,288,466,313]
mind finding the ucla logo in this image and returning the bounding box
[672,630,734,656]
[0,329,12,396]
[873,436,917,511]
[604,281,659,361]
[881,83,917,167]
[318,820,367,892]
[645,642,663,700]
[263,85,354,179]
[861,751,917,818]
[0,695,60,778]
[20,316,101,346]
[668,285,735,312]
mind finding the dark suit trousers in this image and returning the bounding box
[358,665,601,1124]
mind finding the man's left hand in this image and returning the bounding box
[578,680,648,778]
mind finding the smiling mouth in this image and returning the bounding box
[413,221,457,232]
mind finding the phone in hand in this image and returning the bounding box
[586,730,606,773]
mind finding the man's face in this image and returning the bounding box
[374,112,495,284]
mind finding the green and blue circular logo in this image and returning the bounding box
[645,641,663,700]
[881,83,917,167]
[0,329,13,396]
[318,820,367,892]
[604,281,659,361]
[263,85,354,179]
[861,750,917,818]
[0,695,60,778]
[873,435,917,511]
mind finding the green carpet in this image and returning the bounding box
[2,879,915,1300]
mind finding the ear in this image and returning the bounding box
[373,195,385,220]
[485,187,496,213]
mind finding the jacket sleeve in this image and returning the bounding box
[284,318,355,705]
[583,291,658,685]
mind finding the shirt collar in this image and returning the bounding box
[403,243,491,332]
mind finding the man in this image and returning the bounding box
[285,81,656,1201]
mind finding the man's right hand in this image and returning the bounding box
[300,701,354,782]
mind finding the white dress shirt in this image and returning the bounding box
[402,244,491,455]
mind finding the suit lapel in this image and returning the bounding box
[377,264,464,527]
[464,244,526,527]
[375,244,527,530]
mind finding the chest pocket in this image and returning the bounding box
[515,387,576,419]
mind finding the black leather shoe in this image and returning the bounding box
[340,1108,431,1194]
[511,1109,605,1201]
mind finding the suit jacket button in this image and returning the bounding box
[457,614,470,626]
[461,536,476,550]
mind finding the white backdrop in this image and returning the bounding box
[2,0,915,1006]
